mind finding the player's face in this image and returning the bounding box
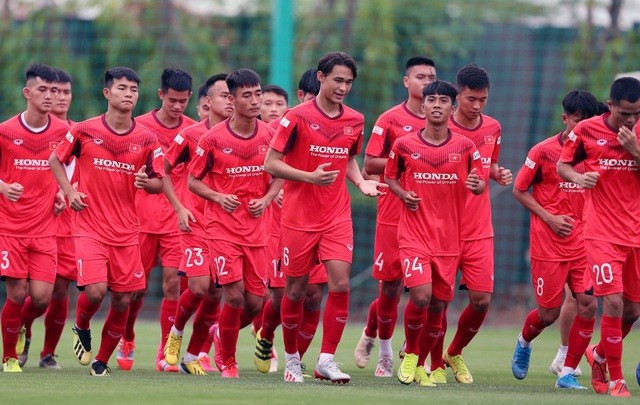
[608,99,640,130]
[53,82,72,116]
[104,77,139,112]
[159,88,191,119]
[318,65,354,105]
[404,65,437,100]
[196,97,210,121]
[423,94,454,125]
[208,80,233,122]
[260,92,287,123]
[297,90,315,103]
[23,77,57,114]
[562,112,585,134]
[456,87,488,121]
[230,85,262,119]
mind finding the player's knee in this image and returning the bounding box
[380,280,402,298]
[225,294,244,309]
[469,294,491,312]
[538,308,560,326]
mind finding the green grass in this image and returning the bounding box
[1,320,638,404]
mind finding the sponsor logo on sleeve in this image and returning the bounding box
[153,147,163,158]
[497,136,502,145]
[473,150,481,160]
[372,125,383,135]
[174,134,185,145]
[343,126,354,135]
[195,146,204,157]
[129,143,141,153]
[525,157,536,169]
[389,150,395,159]
[280,117,290,128]
[449,153,461,162]
[65,132,74,143]
[568,131,577,142]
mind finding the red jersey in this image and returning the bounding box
[515,133,585,260]
[449,114,501,240]
[270,99,364,231]
[385,131,483,255]
[135,110,196,234]
[54,114,164,246]
[189,120,274,246]
[561,113,640,247]
[0,114,69,237]
[365,101,424,226]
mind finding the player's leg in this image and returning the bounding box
[550,286,577,375]
[40,275,71,369]
[188,285,220,373]
[156,233,182,366]
[19,279,54,366]
[298,275,326,360]
[2,277,28,372]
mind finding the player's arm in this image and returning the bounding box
[346,156,387,197]
[466,168,486,195]
[247,178,285,218]
[264,147,339,185]
[162,160,195,232]
[490,162,512,186]
[134,165,163,193]
[48,151,88,211]
[617,125,640,165]
[513,186,574,238]
[363,155,387,176]
[384,175,420,211]
[557,162,599,189]
[187,174,240,213]
[0,179,24,202]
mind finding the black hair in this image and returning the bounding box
[562,90,599,120]
[25,64,58,84]
[104,67,140,88]
[161,67,193,93]
[317,52,357,79]
[262,84,288,103]
[298,68,320,96]
[197,84,207,100]
[405,56,436,73]
[53,68,72,84]
[610,77,640,104]
[226,68,261,95]
[422,80,458,102]
[596,101,610,115]
[456,64,490,90]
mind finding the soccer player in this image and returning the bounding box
[388,80,484,387]
[264,51,386,384]
[162,73,233,375]
[121,68,196,372]
[196,83,211,121]
[354,56,437,377]
[424,64,512,385]
[49,66,164,376]
[558,77,640,398]
[0,64,68,373]
[510,90,599,389]
[188,68,282,378]
[260,85,288,124]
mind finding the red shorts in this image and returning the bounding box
[75,237,146,293]
[178,231,213,279]
[0,235,56,284]
[56,236,77,281]
[531,256,588,308]
[459,237,494,293]
[371,223,402,282]
[586,240,640,302]
[139,232,182,274]
[399,246,457,302]
[279,220,353,278]
[209,239,267,297]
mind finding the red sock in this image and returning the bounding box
[218,304,242,363]
[199,297,221,354]
[42,297,69,357]
[430,314,446,370]
[260,299,281,342]
[21,297,47,339]
[377,292,399,340]
[123,296,143,342]
[564,315,595,369]
[95,307,129,364]
[174,289,202,332]
[179,276,189,294]
[600,315,623,381]
[2,299,23,360]
[447,305,488,356]
[252,304,265,334]
[364,298,378,338]
[320,291,349,355]
[187,297,218,356]
[520,309,546,343]
[404,299,426,355]
[75,292,101,330]
[280,295,303,354]
[159,299,178,349]
[418,310,444,365]
[298,308,320,359]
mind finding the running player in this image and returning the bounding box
[196,83,211,121]
[260,85,288,124]
[510,90,599,389]
[120,68,196,372]
[354,56,436,377]
[0,64,68,373]
[558,77,640,398]
[49,66,165,376]
[388,80,484,387]
[264,51,386,384]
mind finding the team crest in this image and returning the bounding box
[49,141,59,150]
[484,135,493,144]
[343,126,354,135]
[403,125,413,132]
[93,138,104,145]
[129,143,141,153]
[449,153,461,162]
[223,147,233,154]
[411,153,421,160]
[310,124,320,131]
[258,145,268,154]
[597,139,607,146]
[13,139,23,146]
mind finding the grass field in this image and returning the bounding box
[1,320,638,404]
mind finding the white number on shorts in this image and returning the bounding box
[282,247,290,267]
[374,252,384,272]
[403,257,423,279]
[214,256,228,276]
[1,251,9,270]
[592,263,613,285]
[536,277,544,296]
[272,259,281,278]
[185,248,205,268]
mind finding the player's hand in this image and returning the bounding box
[177,207,195,232]
[497,166,512,186]
[578,171,599,189]
[1,182,24,202]
[545,214,575,238]
[309,162,340,186]
[274,189,284,208]
[466,168,482,192]
[617,126,640,155]
[67,190,88,211]
[216,194,240,213]
[358,179,388,197]
[134,165,149,189]
[401,190,421,211]
[53,189,66,216]
[248,198,269,218]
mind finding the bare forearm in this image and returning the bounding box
[48,153,74,195]
[144,178,164,194]
[346,157,364,186]
[364,156,387,175]
[188,175,221,202]
[384,176,405,198]
[513,187,551,223]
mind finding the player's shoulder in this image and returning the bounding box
[256,119,276,137]
[0,114,21,131]
[134,110,155,124]
[181,114,197,127]
[72,115,103,132]
[378,102,407,119]
[573,114,605,133]
[341,103,365,122]
[480,114,501,131]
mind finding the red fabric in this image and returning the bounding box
[418,310,444,365]
[298,308,320,359]
[42,297,68,357]
[1,299,23,360]
[520,309,545,344]
[280,295,303,354]
[75,291,101,330]
[564,315,595,369]
[123,296,144,342]
[174,289,202,332]
[403,299,426,355]
[95,307,129,363]
[218,304,242,363]
[320,291,349,355]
